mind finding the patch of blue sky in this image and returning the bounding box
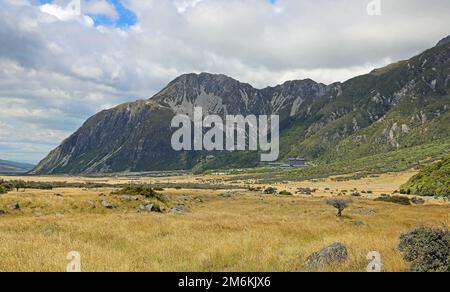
[36,0,137,28]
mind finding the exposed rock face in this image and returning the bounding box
[32,39,450,174]
[32,73,331,174]
[305,242,349,269]
[437,35,450,47]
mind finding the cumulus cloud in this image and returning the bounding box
[0,0,449,163]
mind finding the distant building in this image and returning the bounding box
[268,163,291,168]
[288,158,306,168]
[269,158,307,169]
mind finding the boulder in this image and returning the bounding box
[43,223,59,236]
[120,195,133,201]
[101,201,116,209]
[139,204,163,213]
[86,200,96,209]
[7,202,20,210]
[0,210,7,215]
[353,220,366,227]
[305,242,348,269]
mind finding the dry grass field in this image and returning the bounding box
[0,171,448,272]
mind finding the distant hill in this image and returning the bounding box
[0,159,34,174]
[401,156,450,197]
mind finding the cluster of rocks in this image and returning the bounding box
[139,203,163,213]
[81,192,196,215]
[0,202,21,215]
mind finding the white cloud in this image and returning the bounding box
[173,0,204,13]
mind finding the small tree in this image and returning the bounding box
[13,180,26,192]
[326,198,352,217]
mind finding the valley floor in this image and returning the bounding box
[0,171,448,272]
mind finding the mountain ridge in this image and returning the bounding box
[0,159,34,174]
[32,38,450,174]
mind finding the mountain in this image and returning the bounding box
[0,159,34,174]
[32,37,450,175]
[32,74,331,174]
[401,155,450,197]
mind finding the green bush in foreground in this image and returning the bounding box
[399,227,450,272]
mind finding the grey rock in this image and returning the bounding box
[353,208,375,216]
[86,200,96,209]
[43,223,59,236]
[7,202,20,210]
[120,195,133,201]
[139,204,163,213]
[171,205,191,214]
[194,197,204,203]
[101,201,116,209]
[353,220,366,227]
[305,243,348,269]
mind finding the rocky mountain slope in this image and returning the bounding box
[401,155,450,197]
[32,37,450,174]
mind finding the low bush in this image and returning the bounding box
[375,195,411,205]
[399,227,450,272]
[112,186,168,203]
[411,197,425,205]
[263,187,277,195]
[279,190,293,196]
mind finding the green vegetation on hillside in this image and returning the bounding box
[401,155,450,197]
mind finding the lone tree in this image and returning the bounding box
[326,198,352,217]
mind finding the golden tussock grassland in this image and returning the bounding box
[0,171,448,272]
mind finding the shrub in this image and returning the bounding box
[326,198,352,217]
[263,187,277,195]
[279,190,293,196]
[411,197,425,205]
[0,180,12,194]
[375,195,411,205]
[399,227,450,272]
[112,186,168,203]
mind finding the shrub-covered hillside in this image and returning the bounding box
[401,155,450,197]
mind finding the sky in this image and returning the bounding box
[0,0,449,164]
